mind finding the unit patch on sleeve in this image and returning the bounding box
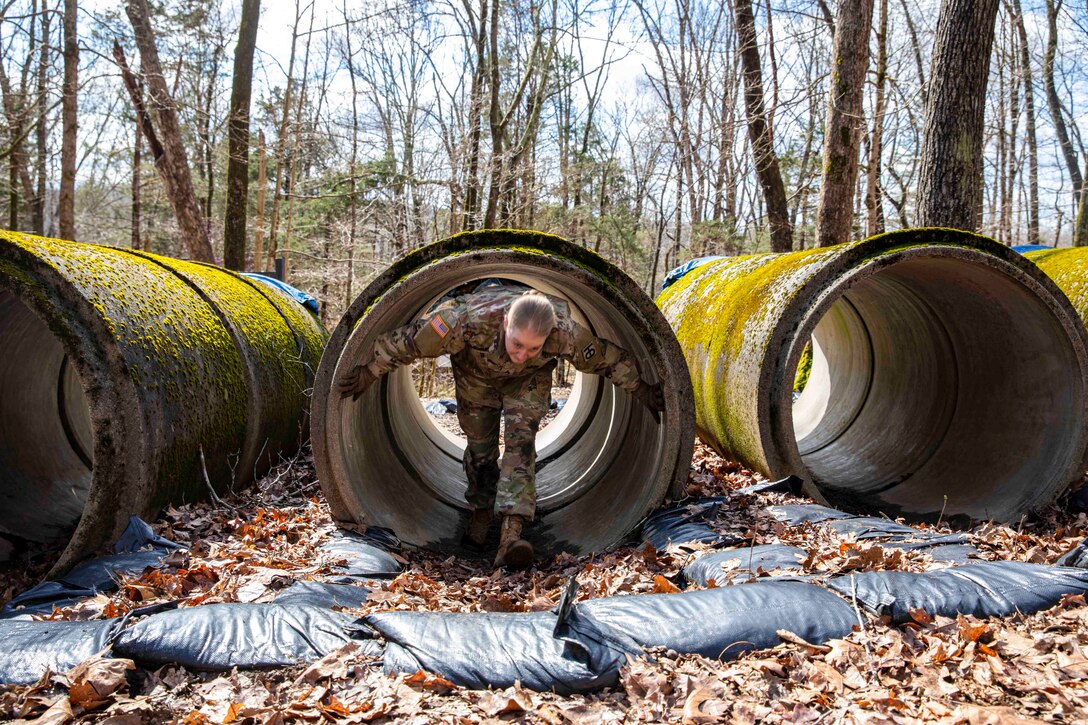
[582,343,596,361]
[430,314,450,338]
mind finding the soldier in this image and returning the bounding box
[337,286,665,569]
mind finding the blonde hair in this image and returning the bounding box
[508,291,556,338]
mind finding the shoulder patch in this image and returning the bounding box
[582,343,597,361]
[430,314,450,338]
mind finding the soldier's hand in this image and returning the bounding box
[632,381,665,423]
[337,364,378,401]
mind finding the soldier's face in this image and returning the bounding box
[504,318,547,364]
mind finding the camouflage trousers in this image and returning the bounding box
[453,363,553,520]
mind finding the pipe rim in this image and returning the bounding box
[768,229,1088,520]
[312,230,695,555]
[0,231,148,576]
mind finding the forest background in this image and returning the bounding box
[1,0,1085,325]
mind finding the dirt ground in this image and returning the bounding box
[2,440,1088,723]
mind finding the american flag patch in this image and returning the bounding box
[430,314,450,338]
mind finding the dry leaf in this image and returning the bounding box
[30,697,74,725]
[67,657,134,712]
[776,629,831,654]
[652,575,680,594]
[404,670,457,694]
[680,686,715,724]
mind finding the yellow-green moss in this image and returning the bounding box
[0,228,324,506]
[655,227,1005,471]
[1028,248,1088,327]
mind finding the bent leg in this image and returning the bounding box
[495,369,551,520]
[454,369,502,511]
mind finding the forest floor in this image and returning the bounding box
[2,439,1088,723]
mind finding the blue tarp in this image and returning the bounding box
[1012,244,1053,254]
[242,273,320,315]
[661,256,725,291]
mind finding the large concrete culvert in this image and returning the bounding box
[312,230,696,556]
[658,228,1088,522]
[0,230,326,575]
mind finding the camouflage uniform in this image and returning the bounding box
[365,287,644,520]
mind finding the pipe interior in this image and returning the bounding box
[0,290,93,544]
[791,255,1083,520]
[335,259,664,551]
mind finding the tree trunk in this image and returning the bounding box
[916,0,1001,230]
[58,0,77,240]
[132,109,142,250]
[124,0,214,261]
[32,0,50,235]
[461,0,488,232]
[267,0,303,270]
[253,130,267,269]
[1009,0,1038,244]
[734,0,792,251]
[483,0,502,228]
[865,0,888,237]
[223,0,260,271]
[816,0,874,247]
[1043,0,1087,245]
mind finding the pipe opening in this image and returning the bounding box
[0,290,94,545]
[337,267,646,515]
[790,255,1083,520]
[320,241,692,556]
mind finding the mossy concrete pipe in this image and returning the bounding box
[1028,248,1088,326]
[0,230,327,575]
[312,230,695,556]
[657,228,1088,522]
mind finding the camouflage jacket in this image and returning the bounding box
[365,287,643,392]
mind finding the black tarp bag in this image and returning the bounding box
[829,561,1088,623]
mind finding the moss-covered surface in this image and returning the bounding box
[793,340,813,393]
[0,228,325,523]
[655,227,1007,473]
[1027,248,1088,328]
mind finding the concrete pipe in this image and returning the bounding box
[657,228,1088,522]
[312,230,695,556]
[1028,248,1088,325]
[0,230,326,575]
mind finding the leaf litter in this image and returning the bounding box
[0,442,1086,722]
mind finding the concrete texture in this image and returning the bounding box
[312,229,696,556]
[0,230,327,575]
[658,228,1088,522]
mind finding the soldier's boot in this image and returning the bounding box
[494,515,534,569]
[462,508,492,549]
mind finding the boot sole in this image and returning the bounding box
[502,540,534,569]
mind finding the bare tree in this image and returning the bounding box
[1043,0,1087,245]
[122,0,214,261]
[917,0,1001,230]
[734,0,791,251]
[58,0,76,239]
[223,0,260,270]
[865,0,888,237]
[816,0,874,247]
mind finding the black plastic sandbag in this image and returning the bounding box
[270,580,372,608]
[735,476,805,497]
[766,504,855,525]
[640,498,739,550]
[366,608,632,694]
[113,603,380,669]
[321,531,403,581]
[1057,539,1088,568]
[875,538,978,564]
[0,618,124,685]
[829,561,1088,623]
[571,582,856,660]
[2,516,185,619]
[683,545,809,586]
